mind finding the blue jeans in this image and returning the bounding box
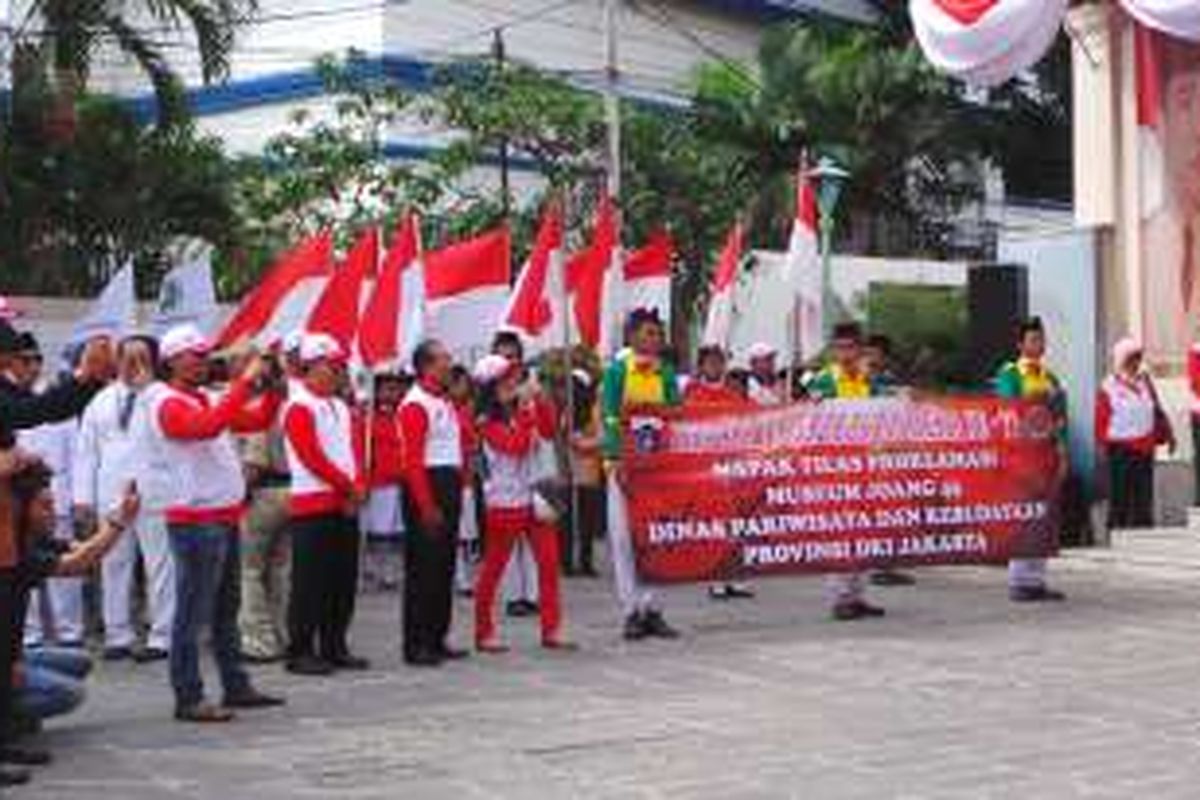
[16,647,92,720]
[168,522,250,709]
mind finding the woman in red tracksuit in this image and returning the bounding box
[472,355,573,652]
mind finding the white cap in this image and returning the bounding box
[571,368,593,388]
[1112,336,1144,371]
[299,332,345,364]
[473,353,514,384]
[282,330,304,354]
[747,342,777,360]
[160,324,212,360]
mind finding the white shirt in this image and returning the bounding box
[73,381,173,512]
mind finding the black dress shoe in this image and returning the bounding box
[223,688,285,709]
[1010,586,1066,603]
[0,745,52,766]
[405,650,443,668]
[327,654,371,671]
[437,645,469,661]
[871,569,916,587]
[643,610,680,639]
[103,646,133,662]
[134,647,169,664]
[832,600,886,621]
[506,600,531,618]
[285,655,334,676]
[623,612,648,641]
[0,766,30,786]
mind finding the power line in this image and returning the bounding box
[631,0,762,93]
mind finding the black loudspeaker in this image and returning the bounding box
[967,263,1028,386]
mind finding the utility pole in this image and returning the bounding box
[493,27,511,220]
[602,0,621,199]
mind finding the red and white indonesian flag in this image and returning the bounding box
[623,230,673,331]
[500,205,567,357]
[570,195,623,356]
[307,227,378,354]
[1135,22,1167,220]
[423,226,512,364]
[216,232,333,350]
[910,0,1067,87]
[784,167,822,362]
[701,222,744,349]
[1123,0,1200,42]
[359,214,424,368]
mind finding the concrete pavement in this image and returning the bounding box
[12,550,1200,800]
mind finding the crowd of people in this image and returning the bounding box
[0,301,1177,788]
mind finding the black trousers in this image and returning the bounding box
[1108,445,1155,530]
[401,468,461,661]
[287,513,360,661]
[565,484,604,572]
[1192,416,1200,504]
[0,569,16,742]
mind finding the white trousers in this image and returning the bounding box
[456,487,479,592]
[24,518,84,646]
[1008,558,1047,589]
[101,509,175,650]
[501,539,540,603]
[606,472,656,616]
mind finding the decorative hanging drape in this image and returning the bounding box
[1121,0,1200,43]
[909,0,1069,87]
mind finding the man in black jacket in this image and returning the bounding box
[0,318,113,787]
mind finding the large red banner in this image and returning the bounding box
[620,397,1063,584]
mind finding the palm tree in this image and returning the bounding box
[14,0,257,130]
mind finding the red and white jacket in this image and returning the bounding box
[1095,373,1163,456]
[365,406,404,489]
[283,382,364,517]
[150,379,281,526]
[399,379,464,520]
[480,400,556,511]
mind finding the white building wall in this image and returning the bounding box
[62,0,875,156]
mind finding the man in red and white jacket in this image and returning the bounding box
[281,333,367,676]
[399,339,466,667]
[150,324,285,723]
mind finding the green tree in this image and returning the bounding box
[0,92,236,297]
[12,0,257,128]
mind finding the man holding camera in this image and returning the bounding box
[0,318,114,786]
[149,324,285,723]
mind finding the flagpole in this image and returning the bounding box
[561,191,579,561]
[357,224,383,597]
[603,0,622,199]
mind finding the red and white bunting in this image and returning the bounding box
[909,0,1067,87]
[500,205,567,357]
[359,214,423,369]
[216,232,333,350]
[423,227,512,364]
[700,222,744,350]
